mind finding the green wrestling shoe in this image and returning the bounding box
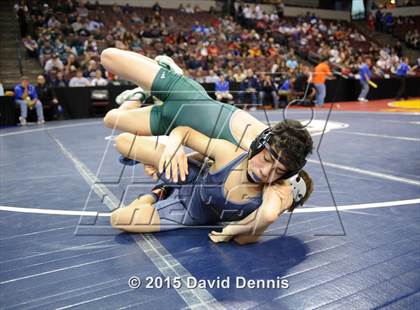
[155,55,184,75]
[115,86,149,105]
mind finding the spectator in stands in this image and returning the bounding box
[91,69,108,86]
[178,4,186,13]
[112,21,126,37]
[152,2,162,13]
[23,35,38,58]
[83,36,98,53]
[84,59,100,79]
[259,74,279,109]
[383,12,395,34]
[286,55,298,71]
[291,66,316,103]
[71,16,84,34]
[242,4,253,28]
[50,70,68,87]
[405,30,419,50]
[215,74,233,102]
[204,69,219,83]
[375,9,383,32]
[35,75,59,120]
[122,3,133,15]
[111,3,123,16]
[87,17,104,32]
[14,76,45,125]
[38,41,54,66]
[207,42,219,57]
[239,69,260,110]
[76,2,89,17]
[131,11,144,25]
[368,12,375,32]
[358,57,373,102]
[15,1,28,37]
[44,53,64,74]
[277,78,291,106]
[47,16,61,29]
[69,69,90,87]
[193,5,201,13]
[312,58,333,107]
[185,4,194,14]
[166,15,177,32]
[65,53,80,73]
[248,43,262,58]
[110,74,131,86]
[232,66,246,82]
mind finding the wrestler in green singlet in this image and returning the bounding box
[149,68,239,145]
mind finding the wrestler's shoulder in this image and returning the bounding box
[263,181,293,201]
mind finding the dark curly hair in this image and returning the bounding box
[270,119,313,171]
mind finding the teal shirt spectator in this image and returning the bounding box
[286,59,298,70]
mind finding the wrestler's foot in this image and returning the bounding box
[118,155,140,166]
[116,86,149,105]
[155,55,184,75]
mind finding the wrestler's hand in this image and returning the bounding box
[208,230,234,243]
[144,164,158,181]
[158,141,188,183]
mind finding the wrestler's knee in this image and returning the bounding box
[110,208,123,228]
[103,108,119,128]
[114,132,135,155]
[100,47,118,66]
[110,204,161,233]
[110,206,139,228]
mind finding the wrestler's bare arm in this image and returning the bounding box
[210,182,293,244]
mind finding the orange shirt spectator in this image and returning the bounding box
[207,44,219,56]
[335,30,345,40]
[267,46,278,57]
[312,61,332,84]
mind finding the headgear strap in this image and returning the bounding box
[248,128,306,180]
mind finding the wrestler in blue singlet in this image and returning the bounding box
[152,153,263,231]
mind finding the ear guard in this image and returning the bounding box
[248,128,306,181]
[288,174,307,208]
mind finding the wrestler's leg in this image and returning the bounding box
[111,133,166,233]
[100,48,160,91]
[110,200,161,233]
[118,100,141,110]
[104,105,153,135]
[114,132,165,168]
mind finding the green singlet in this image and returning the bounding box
[150,68,239,145]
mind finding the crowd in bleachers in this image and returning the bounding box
[371,7,420,51]
[13,0,419,111]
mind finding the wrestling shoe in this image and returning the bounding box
[118,155,140,166]
[115,86,149,105]
[155,55,184,75]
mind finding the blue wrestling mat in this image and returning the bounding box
[1,109,419,309]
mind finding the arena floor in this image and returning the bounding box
[1,99,419,309]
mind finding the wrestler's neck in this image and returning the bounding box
[241,159,264,189]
